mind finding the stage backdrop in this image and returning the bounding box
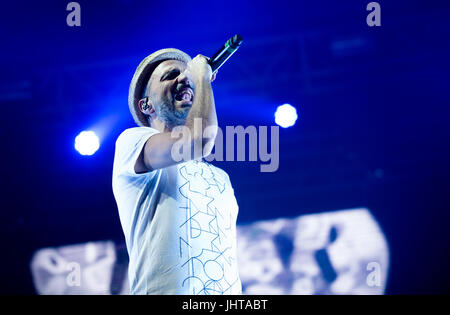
[30,208,389,294]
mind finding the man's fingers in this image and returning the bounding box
[211,70,217,82]
[200,55,217,82]
[187,54,215,82]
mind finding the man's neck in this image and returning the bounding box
[150,119,170,133]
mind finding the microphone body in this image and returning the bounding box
[208,35,243,73]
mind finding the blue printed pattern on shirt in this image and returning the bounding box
[177,160,239,295]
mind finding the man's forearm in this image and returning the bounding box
[184,78,218,154]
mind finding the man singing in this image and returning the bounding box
[112,48,242,295]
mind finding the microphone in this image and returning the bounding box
[208,34,243,73]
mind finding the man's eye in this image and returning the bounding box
[163,70,180,80]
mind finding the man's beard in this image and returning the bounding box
[155,99,190,130]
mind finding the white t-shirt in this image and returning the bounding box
[112,127,242,295]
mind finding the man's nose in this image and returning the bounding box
[176,71,190,87]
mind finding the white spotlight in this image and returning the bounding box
[275,104,298,128]
[75,131,100,156]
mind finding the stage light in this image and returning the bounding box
[75,131,100,156]
[275,104,298,128]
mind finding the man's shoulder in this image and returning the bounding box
[116,126,160,146]
[118,126,160,139]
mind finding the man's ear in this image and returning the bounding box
[138,97,156,118]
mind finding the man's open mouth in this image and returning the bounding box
[174,87,194,103]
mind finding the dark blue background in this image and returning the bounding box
[0,0,449,294]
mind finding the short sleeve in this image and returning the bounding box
[113,127,160,177]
